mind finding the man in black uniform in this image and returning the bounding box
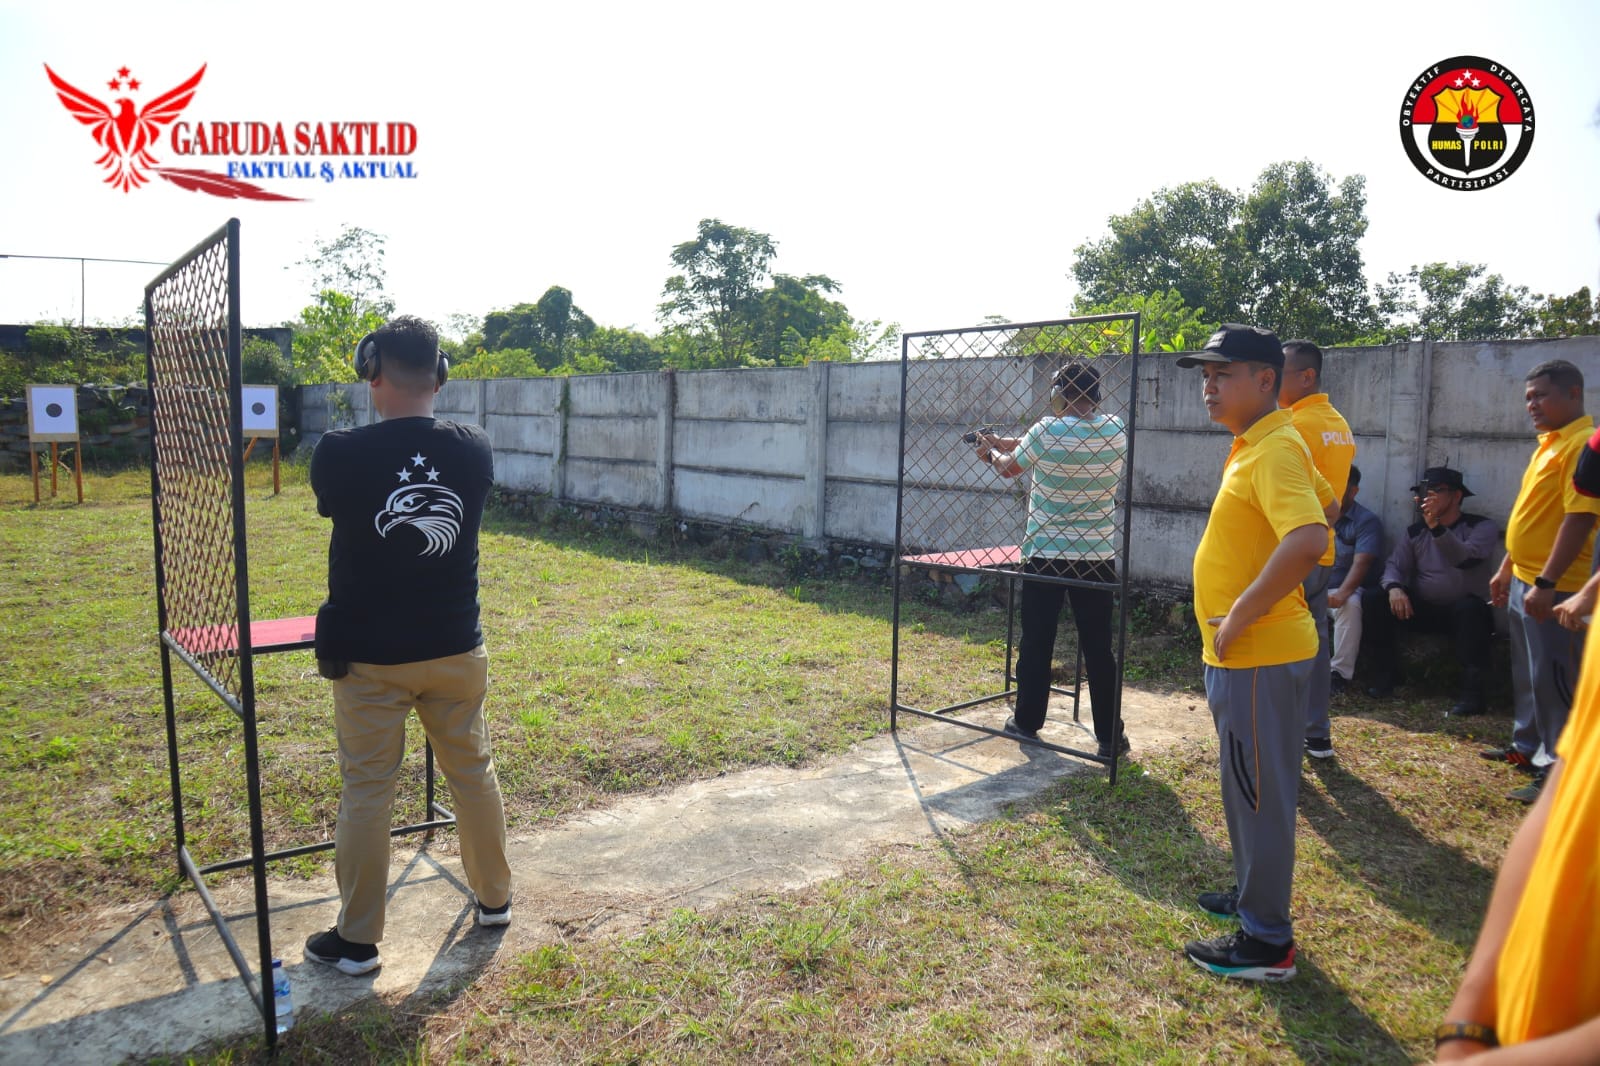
[304,315,512,975]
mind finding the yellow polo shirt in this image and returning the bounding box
[1193,408,1327,668]
[1286,393,1355,566]
[1505,415,1600,591]
[1495,614,1600,1043]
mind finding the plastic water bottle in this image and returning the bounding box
[271,957,295,1033]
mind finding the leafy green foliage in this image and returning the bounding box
[294,226,393,318]
[450,346,546,379]
[481,286,598,370]
[1072,161,1373,343]
[1369,262,1541,342]
[0,323,145,396]
[289,290,383,384]
[1535,285,1600,338]
[659,218,779,367]
[1074,289,1210,353]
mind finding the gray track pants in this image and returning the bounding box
[1302,565,1332,743]
[1205,656,1313,947]
[1507,575,1583,763]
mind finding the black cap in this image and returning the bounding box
[1175,324,1285,369]
[1410,466,1473,498]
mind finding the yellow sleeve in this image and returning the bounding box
[1254,437,1329,541]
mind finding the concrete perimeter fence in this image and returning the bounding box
[300,336,1600,589]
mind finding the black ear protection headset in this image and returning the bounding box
[353,332,449,386]
[1050,361,1100,408]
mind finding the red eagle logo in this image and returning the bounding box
[45,63,205,192]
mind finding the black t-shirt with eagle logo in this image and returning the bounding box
[310,416,492,665]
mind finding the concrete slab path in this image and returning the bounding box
[0,688,1208,1064]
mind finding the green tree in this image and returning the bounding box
[1536,286,1600,337]
[1071,161,1374,343]
[1071,180,1238,320]
[1072,289,1209,353]
[294,226,393,318]
[1232,161,1373,343]
[569,326,665,372]
[482,286,597,370]
[451,347,545,379]
[752,274,850,365]
[658,219,777,367]
[242,336,294,386]
[1373,262,1541,342]
[290,290,384,383]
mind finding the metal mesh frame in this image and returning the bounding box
[889,314,1141,782]
[146,221,455,1050]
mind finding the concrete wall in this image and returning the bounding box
[300,336,1600,586]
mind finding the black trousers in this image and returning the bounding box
[1013,558,1119,742]
[1360,589,1494,693]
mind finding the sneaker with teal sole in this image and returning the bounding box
[1184,929,1296,982]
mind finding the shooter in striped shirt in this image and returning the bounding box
[975,359,1129,758]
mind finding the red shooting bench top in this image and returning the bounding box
[168,615,317,656]
[901,546,1021,568]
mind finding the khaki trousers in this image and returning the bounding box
[331,644,511,944]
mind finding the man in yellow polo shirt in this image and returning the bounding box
[1434,427,1600,1061]
[1279,339,1355,759]
[1178,324,1329,982]
[1487,359,1600,804]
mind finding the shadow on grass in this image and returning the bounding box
[1259,954,1412,1066]
[1045,757,1409,1065]
[1298,757,1494,950]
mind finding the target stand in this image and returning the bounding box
[25,384,84,504]
[145,220,454,1051]
[240,385,281,495]
[889,315,1141,784]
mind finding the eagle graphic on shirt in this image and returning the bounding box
[376,453,463,556]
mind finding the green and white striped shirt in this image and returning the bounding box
[1013,412,1127,561]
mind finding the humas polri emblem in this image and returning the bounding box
[1399,55,1534,190]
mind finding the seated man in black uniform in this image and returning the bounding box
[1363,467,1500,716]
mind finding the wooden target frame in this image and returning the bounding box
[25,384,84,503]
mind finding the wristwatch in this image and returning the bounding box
[1434,1020,1497,1048]
[1534,575,1557,590]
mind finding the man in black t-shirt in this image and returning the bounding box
[303,315,512,976]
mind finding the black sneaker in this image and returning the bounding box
[476,895,512,928]
[305,927,381,976]
[1329,672,1348,697]
[1508,770,1546,804]
[1096,733,1132,759]
[1184,929,1296,982]
[1002,716,1039,740]
[1197,886,1239,919]
[1304,736,1335,760]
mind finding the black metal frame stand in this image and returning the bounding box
[887,314,1141,784]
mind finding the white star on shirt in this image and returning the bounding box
[411,453,427,467]
[1470,75,1481,87]
[397,468,412,482]
[1453,76,1464,87]
[425,467,440,482]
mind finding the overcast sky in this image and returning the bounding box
[3,0,1598,340]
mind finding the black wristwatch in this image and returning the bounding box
[1534,575,1557,590]
[1434,1020,1497,1048]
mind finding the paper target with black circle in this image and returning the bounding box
[26,385,80,442]
[241,385,280,438]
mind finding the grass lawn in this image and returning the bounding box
[0,466,1529,1064]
